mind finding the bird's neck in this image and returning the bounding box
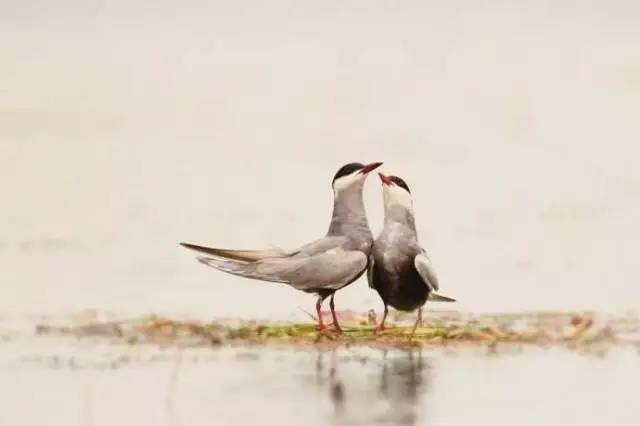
[383,204,417,232]
[327,184,371,237]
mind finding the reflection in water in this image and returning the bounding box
[378,350,429,425]
[314,349,431,426]
[7,343,640,426]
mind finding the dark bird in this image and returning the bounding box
[181,162,383,332]
[368,172,456,333]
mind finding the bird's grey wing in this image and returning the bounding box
[414,251,439,292]
[197,256,290,283]
[428,293,456,302]
[268,249,368,290]
[292,236,349,257]
[181,242,294,261]
[198,249,367,290]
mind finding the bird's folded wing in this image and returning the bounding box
[414,252,439,292]
[428,293,456,302]
[292,236,349,257]
[196,248,367,291]
[268,249,368,291]
[197,256,291,283]
[180,242,292,262]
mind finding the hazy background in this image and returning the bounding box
[2,0,640,319]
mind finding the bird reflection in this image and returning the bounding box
[315,350,346,413]
[313,349,431,426]
[377,349,429,425]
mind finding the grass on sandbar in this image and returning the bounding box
[34,310,640,351]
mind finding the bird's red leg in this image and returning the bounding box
[375,305,388,333]
[329,293,342,333]
[410,307,423,336]
[315,296,326,331]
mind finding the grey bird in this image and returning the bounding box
[181,162,382,332]
[368,172,456,333]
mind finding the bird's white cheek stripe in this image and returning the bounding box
[384,186,413,209]
[333,172,365,193]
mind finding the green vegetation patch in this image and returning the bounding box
[34,310,640,351]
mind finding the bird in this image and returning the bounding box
[181,161,383,332]
[368,172,456,334]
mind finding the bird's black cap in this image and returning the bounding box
[333,163,364,182]
[389,176,411,193]
[332,162,382,184]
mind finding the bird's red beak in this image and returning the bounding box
[378,172,393,186]
[359,162,383,174]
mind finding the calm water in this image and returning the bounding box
[1,338,639,426]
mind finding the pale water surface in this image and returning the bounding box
[1,337,639,426]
